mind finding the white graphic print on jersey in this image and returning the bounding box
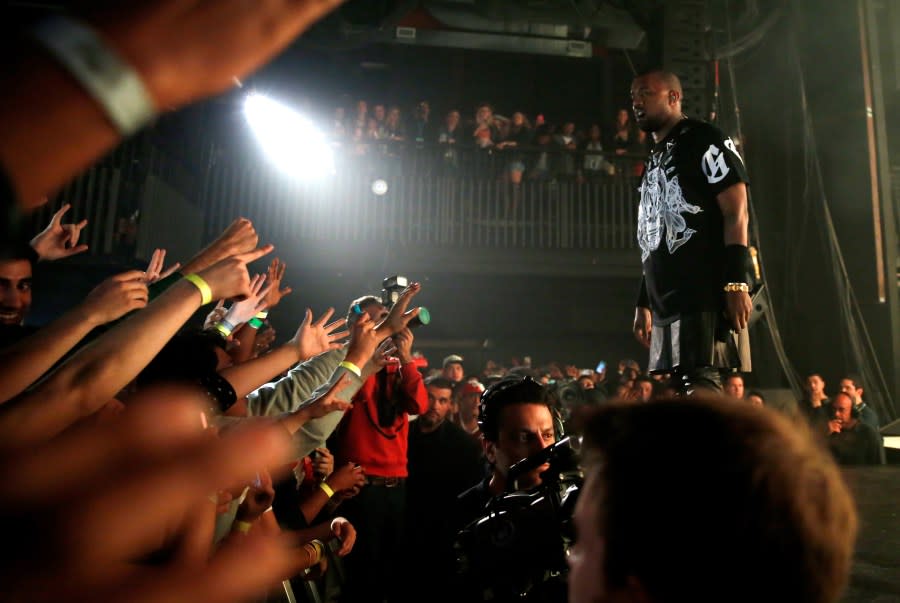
[637,162,703,262]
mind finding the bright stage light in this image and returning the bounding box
[371,179,389,196]
[243,93,334,179]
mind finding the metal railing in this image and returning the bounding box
[38,139,644,254]
[203,143,642,251]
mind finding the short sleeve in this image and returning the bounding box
[691,125,749,197]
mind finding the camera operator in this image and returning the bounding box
[457,375,558,530]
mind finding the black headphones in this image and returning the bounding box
[478,375,565,442]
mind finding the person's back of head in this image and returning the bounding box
[574,398,857,603]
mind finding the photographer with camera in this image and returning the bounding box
[455,375,576,603]
[330,289,428,603]
[457,375,556,527]
[457,375,558,522]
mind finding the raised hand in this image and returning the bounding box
[143,248,181,284]
[90,0,346,109]
[289,308,349,361]
[392,328,414,364]
[264,258,293,310]
[195,245,274,302]
[371,338,398,371]
[0,386,298,603]
[81,270,149,325]
[344,313,381,368]
[180,218,259,275]
[279,375,353,435]
[223,274,270,325]
[376,282,422,336]
[29,203,88,261]
[204,299,227,330]
[301,374,353,421]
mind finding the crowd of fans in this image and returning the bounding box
[0,1,868,602]
[325,100,649,181]
[423,354,886,467]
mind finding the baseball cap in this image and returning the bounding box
[443,354,464,368]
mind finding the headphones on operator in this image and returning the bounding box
[835,392,861,418]
[478,375,565,442]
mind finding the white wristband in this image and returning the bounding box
[32,16,156,136]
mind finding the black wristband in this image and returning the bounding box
[723,244,751,284]
[635,275,650,308]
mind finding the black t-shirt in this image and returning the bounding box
[407,418,484,529]
[637,118,750,324]
[828,422,883,466]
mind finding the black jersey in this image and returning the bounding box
[637,118,750,324]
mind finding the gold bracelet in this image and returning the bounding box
[319,481,335,498]
[723,282,750,293]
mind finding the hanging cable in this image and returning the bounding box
[785,14,895,419]
[722,0,803,398]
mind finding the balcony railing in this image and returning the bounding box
[40,139,644,256]
[202,142,643,252]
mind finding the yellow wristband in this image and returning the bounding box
[233,520,252,534]
[339,361,362,378]
[184,273,213,305]
[319,481,335,498]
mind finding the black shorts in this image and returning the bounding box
[648,311,751,373]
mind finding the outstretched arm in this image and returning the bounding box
[0,270,149,404]
[0,246,273,449]
[0,0,344,208]
[221,308,348,399]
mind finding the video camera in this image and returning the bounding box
[380,275,430,328]
[455,437,583,602]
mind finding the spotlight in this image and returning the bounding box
[371,179,389,196]
[243,93,334,178]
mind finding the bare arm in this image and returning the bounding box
[0,246,272,449]
[716,182,752,331]
[0,1,344,208]
[716,183,749,246]
[0,270,149,403]
[221,308,348,399]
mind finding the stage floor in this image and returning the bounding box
[841,467,900,602]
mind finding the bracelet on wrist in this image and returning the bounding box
[32,16,156,136]
[233,520,253,534]
[319,481,335,498]
[723,282,750,293]
[338,360,362,378]
[248,317,265,329]
[183,274,213,305]
[215,319,236,338]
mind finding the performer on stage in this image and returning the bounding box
[630,70,753,393]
